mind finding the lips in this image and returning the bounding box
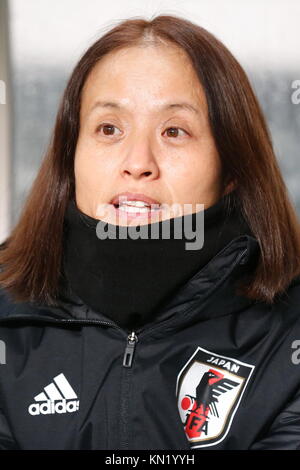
[108,191,162,223]
[110,192,161,209]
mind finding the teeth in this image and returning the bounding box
[112,199,161,214]
[118,205,150,213]
[120,200,150,208]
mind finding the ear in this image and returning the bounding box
[223,179,236,196]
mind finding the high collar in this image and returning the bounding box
[59,191,260,331]
[56,191,261,335]
[55,232,260,334]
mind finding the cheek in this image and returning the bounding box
[193,143,222,179]
[171,152,222,201]
[74,152,96,187]
[74,139,111,185]
[172,152,221,184]
[200,156,221,182]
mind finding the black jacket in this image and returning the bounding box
[1,233,300,450]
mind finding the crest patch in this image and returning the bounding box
[176,347,255,448]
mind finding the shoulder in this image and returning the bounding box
[265,275,300,340]
[278,274,300,308]
[0,286,38,321]
[0,286,16,318]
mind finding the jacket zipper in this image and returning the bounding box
[119,331,138,449]
[123,331,138,368]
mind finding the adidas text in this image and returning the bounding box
[28,399,80,415]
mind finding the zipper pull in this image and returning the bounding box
[123,331,138,368]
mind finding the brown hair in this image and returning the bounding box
[1,14,300,306]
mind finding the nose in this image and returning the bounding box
[120,138,159,181]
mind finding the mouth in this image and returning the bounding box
[109,193,162,222]
[112,201,162,221]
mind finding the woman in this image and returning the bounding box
[0,14,300,450]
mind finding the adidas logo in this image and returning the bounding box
[28,373,80,415]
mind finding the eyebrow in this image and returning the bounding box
[89,100,201,116]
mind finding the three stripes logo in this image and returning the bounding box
[28,373,80,416]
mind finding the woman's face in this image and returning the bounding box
[74,43,230,226]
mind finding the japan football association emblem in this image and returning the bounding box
[176,347,255,448]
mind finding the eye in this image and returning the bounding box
[163,127,188,138]
[96,123,122,136]
[95,124,188,139]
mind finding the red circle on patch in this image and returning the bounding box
[181,397,191,410]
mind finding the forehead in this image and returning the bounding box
[80,44,208,117]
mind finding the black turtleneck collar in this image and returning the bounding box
[61,191,254,332]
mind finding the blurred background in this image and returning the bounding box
[0,0,299,243]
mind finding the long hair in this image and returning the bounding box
[1,14,300,305]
